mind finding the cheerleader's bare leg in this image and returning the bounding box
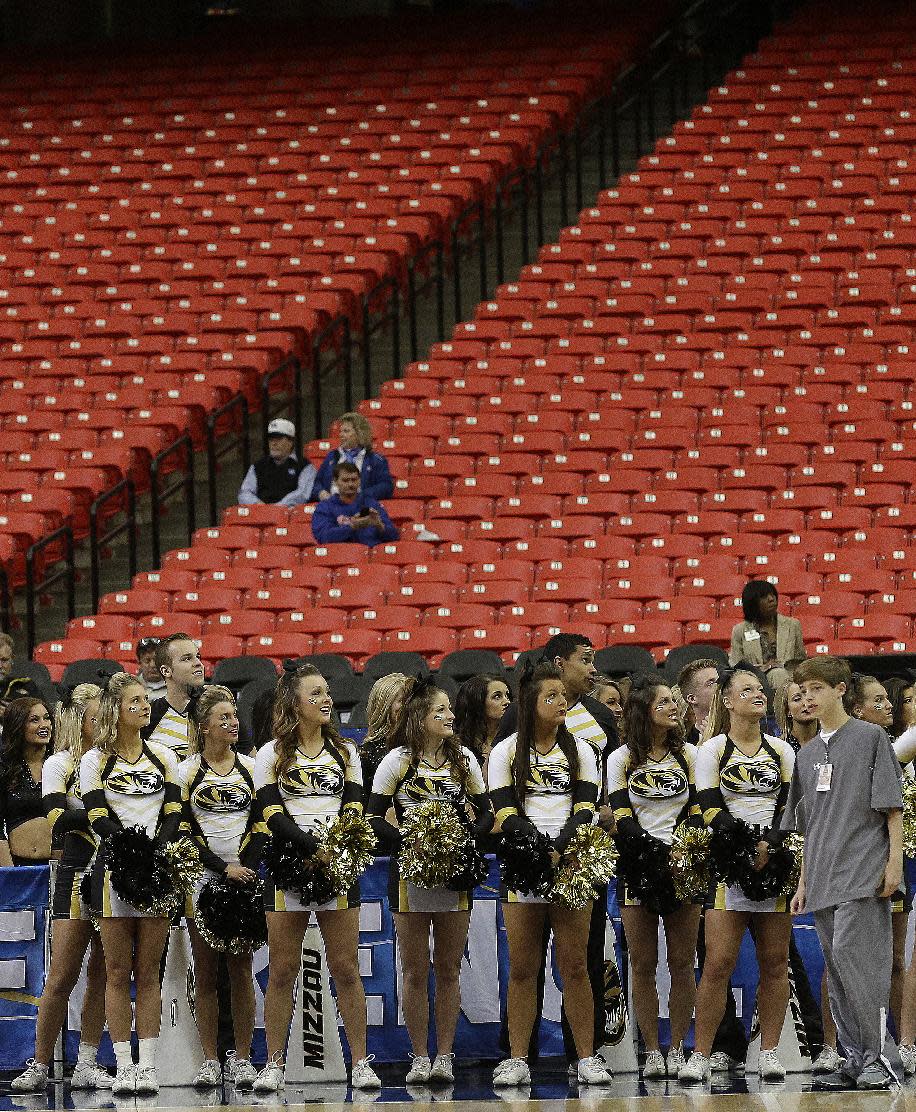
[188,923,221,1060]
[750,912,791,1051]
[503,904,549,1057]
[263,911,309,1062]
[32,921,104,1064]
[550,904,596,1059]
[664,903,701,1049]
[431,910,472,1056]
[620,905,662,1051]
[227,952,256,1061]
[692,909,748,1056]
[317,907,368,1062]
[892,910,906,1036]
[393,912,434,1056]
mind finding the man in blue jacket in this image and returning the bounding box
[311,461,399,548]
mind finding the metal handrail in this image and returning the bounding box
[25,527,75,656]
[260,355,299,453]
[150,433,195,568]
[89,478,137,612]
[309,314,352,439]
[206,394,251,525]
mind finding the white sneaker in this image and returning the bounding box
[135,1066,159,1095]
[642,1050,666,1079]
[493,1058,531,1087]
[111,1065,136,1096]
[11,1061,49,1093]
[429,1053,454,1083]
[406,1055,432,1083]
[577,1056,613,1085]
[193,1059,222,1088]
[898,1044,916,1077]
[709,1051,738,1073]
[71,1061,113,1090]
[254,1054,285,1093]
[351,1055,382,1090]
[812,1046,844,1075]
[667,1044,686,1076]
[679,1052,711,1083]
[758,1048,785,1081]
[225,1053,258,1089]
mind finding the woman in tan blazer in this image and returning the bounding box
[729,580,805,695]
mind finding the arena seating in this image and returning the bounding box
[0,6,674,591]
[28,3,916,679]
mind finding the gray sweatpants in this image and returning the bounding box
[813,897,902,1080]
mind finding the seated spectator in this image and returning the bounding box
[135,637,166,699]
[310,412,393,503]
[728,579,805,694]
[311,461,399,548]
[238,418,316,506]
[0,633,39,728]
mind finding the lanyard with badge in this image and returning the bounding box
[818,733,833,792]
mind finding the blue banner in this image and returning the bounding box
[0,865,50,1070]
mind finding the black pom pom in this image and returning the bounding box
[710,820,792,901]
[196,876,267,954]
[498,826,554,896]
[263,836,336,906]
[448,840,489,891]
[614,827,679,917]
[104,826,179,916]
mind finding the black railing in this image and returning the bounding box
[260,355,298,453]
[309,315,352,439]
[207,394,251,526]
[150,434,195,568]
[406,240,446,363]
[25,527,75,656]
[89,479,137,613]
[361,275,401,395]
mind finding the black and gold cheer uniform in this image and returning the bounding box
[43,751,96,920]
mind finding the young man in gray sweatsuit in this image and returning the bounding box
[781,654,903,1090]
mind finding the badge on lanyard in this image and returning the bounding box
[816,763,832,792]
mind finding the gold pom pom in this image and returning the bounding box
[780,833,804,898]
[670,823,713,902]
[549,824,618,911]
[398,801,470,889]
[159,837,204,896]
[903,778,916,858]
[320,809,377,894]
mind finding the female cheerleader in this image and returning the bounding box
[81,673,183,1096]
[12,685,109,1093]
[680,665,795,1083]
[0,697,53,867]
[180,686,262,1090]
[359,672,410,791]
[253,664,379,1093]
[885,677,916,740]
[606,678,701,1079]
[453,673,512,774]
[592,676,624,731]
[368,677,493,1085]
[487,661,611,1087]
[775,681,818,751]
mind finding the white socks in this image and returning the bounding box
[113,1041,132,1071]
[77,1042,98,1066]
[138,1038,157,1069]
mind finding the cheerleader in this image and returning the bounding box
[80,673,184,1097]
[775,681,818,751]
[0,698,53,867]
[453,673,512,774]
[179,686,263,1090]
[368,677,493,1085]
[680,665,795,1083]
[888,708,916,1073]
[487,661,611,1088]
[359,672,410,791]
[253,664,379,1093]
[11,685,109,1093]
[606,678,701,1080]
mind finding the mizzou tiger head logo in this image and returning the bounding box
[105,769,164,796]
[193,782,252,813]
[527,765,571,793]
[602,959,628,1045]
[278,764,344,797]
[720,759,780,795]
[404,774,462,803]
[629,767,687,800]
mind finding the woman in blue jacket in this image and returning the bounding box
[310,412,393,503]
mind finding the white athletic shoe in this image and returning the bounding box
[406,1055,432,1083]
[429,1054,455,1083]
[679,1052,711,1083]
[493,1058,531,1087]
[812,1046,844,1075]
[667,1044,686,1076]
[134,1066,159,1095]
[225,1053,258,1089]
[71,1062,113,1090]
[254,1054,285,1094]
[351,1055,382,1090]
[192,1059,222,1088]
[11,1061,49,1093]
[577,1056,613,1085]
[111,1065,137,1096]
[757,1048,785,1081]
[642,1050,666,1079]
[898,1044,916,1077]
[709,1051,739,1073]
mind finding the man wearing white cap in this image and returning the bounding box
[238,418,316,506]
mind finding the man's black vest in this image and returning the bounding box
[254,455,305,504]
